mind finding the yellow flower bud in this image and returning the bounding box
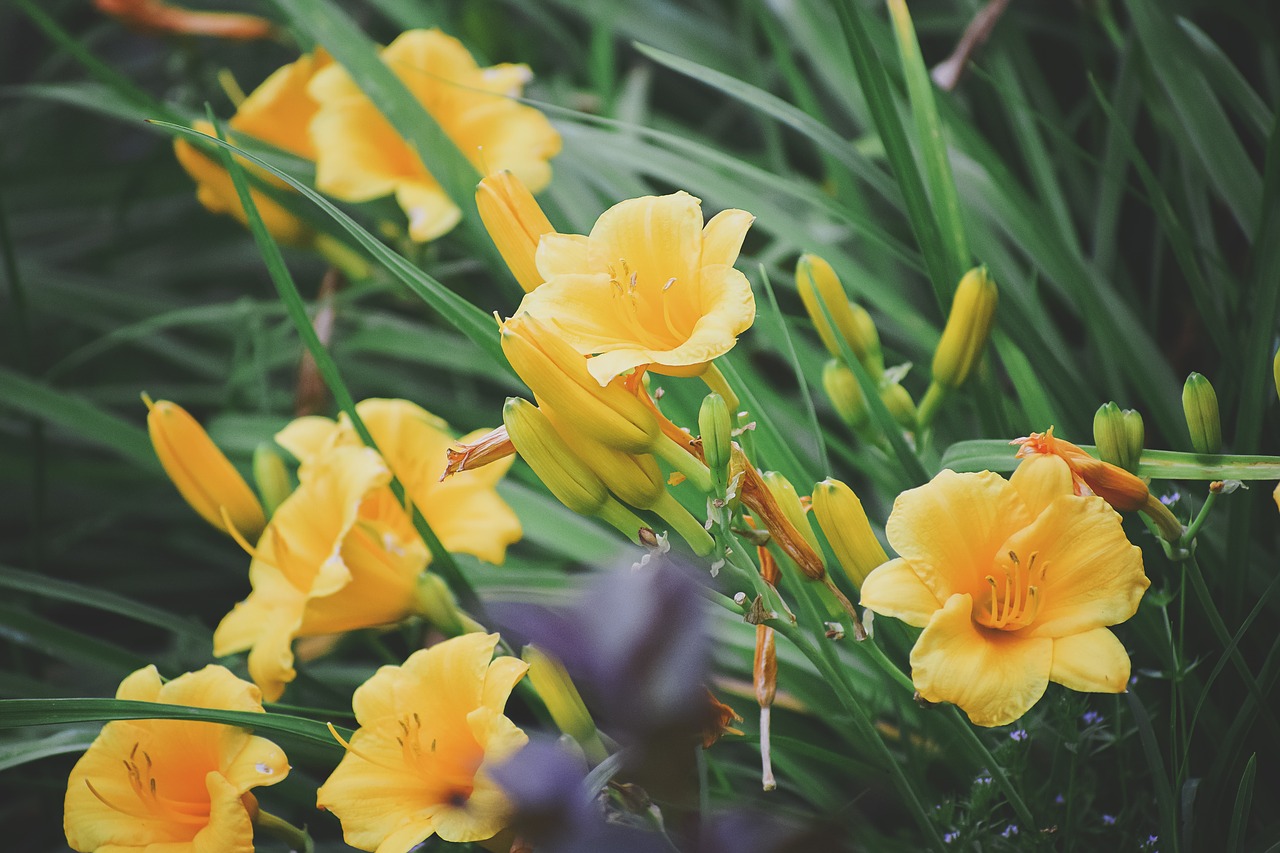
[543,408,665,510]
[476,170,556,293]
[879,382,918,432]
[760,471,825,580]
[1093,403,1144,473]
[501,314,660,455]
[503,398,647,540]
[812,478,888,588]
[796,254,882,377]
[144,396,265,539]
[522,644,608,764]
[251,442,293,516]
[1182,372,1221,455]
[932,266,997,389]
[822,360,870,431]
[699,393,733,487]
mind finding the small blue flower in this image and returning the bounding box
[1082,710,1102,725]
[1160,491,1181,506]
[975,774,993,785]
[944,831,959,843]
[1010,729,1028,742]
[1102,814,1117,826]
[1002,825,1019,838]
[1054,794,1065,805]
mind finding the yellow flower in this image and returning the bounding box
[173,51,330,245]
[859,455,1149,726]
[476,170,556,292]
[214,445,429,701]
[274,398,522,564]
[308,29,561,243]
[317,633,529,850]
[145,397,265,540]
[64,664,289,853]
[515,191,756,385]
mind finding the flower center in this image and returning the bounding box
[606,258,689,347]
[84,742,209,825]
[974,551,1046,631]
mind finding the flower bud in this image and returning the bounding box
[822,360,870,431]
[476,170,556,293]
[252,442,293,516]
[501,314,660,454]
[1093,403,1144,473]
[503,398,608,516]
[812,478,888,588]
[144,396,265,539]
[1014,428,1149,511]
[796,254,882,377]
[760,471,825,580]
[699,393,733,488]
[522,644,609,764]
[1182,372,1221,455]
[543,409,664,510]
[879,382,918,432]
[932,266,997,389]
[413,572,483,637]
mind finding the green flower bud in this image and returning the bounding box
[413,572,484,637]
[523,644,609,765]
[822,360,870,431]
[1182,372,1221,455]
[252,442,293,517]
[1093,403,1144,473]
[932,266,998,389]
[879,382,918,432]
[699,392,733,489]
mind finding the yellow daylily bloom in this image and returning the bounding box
[476,170,556,292]
[307,29,561,243]
[317,633,529,850]
[64,665,289,853]
[274,398,522,564]
[860,455,1149,726]
[515,191,756,385]
[145,397,265,540]
[213,445,429,701]
[173,50,330,245]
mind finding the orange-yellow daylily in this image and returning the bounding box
[859,455,1149,726]
[214,445,429,701]
[515,191,756,385]
[274,398,522,564]
[173,50,330,245]
[307,29,561,242]
[317,633,529,851]
[145,397,266,540]
[64,665,289,853]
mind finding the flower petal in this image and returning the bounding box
[885,470,1033,604]
[586,192,703,290]
[310,96,418,202]
[1010,454,1074,518]
[191,771,256,853]
[222,733,290,792]
[911,593,1052,727]
[481,657,529,713]
[859,557,943,627]
[535,233,589,279]
[700,208,754,268]
[1004,495,1148,638]
[274,415,342,465]
[1049,627,1132,693]
[397,181,463,242]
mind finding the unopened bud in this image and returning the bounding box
[251,442,292,517]
[144,395,265,539]
[1182,372,1221,455]
[699,393,733,487]
[503,397,608,515]
[812,478,888,588]
[476,170,555,293]
[760,471,825,580]
[932,266,997,389]
[879,382,918,432]
[1093,403,1144,473]
[413,571,482,637]
[523,644,608,764]
[796,254,883,377]
[822,360,870,431]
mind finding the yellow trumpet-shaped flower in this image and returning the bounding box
[515,191,756,385]
[477,170,556,292]
[307,29,561,243]
[274,398,522,565]
[64,664,289,853]
[145,397,265,540]
[860,455,1149,726]
[317,633,529,851]
[173,50,330,245]
[214,445,429,701]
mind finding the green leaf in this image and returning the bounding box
[941,440,1280,480]
[0,727,100,772]
[1227,754,1257,852]
[0,607,149,673]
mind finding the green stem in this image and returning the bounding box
[651,491,715,556]
[653,432,713,493]
[700,362,740,413]
[1180,489,1218,544]
[916,381,948,430]
[596,498,649,545]
[254,809,314,853]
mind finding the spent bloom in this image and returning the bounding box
[515,191,756,385]
[317,633,529,850]
[308,29,560,242]
[860,454,1149,726]
[95,0,274,39]
[64,665,288,853]
[174,50,331,245]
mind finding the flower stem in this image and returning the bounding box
[651,491,715,556]
[653,432,713,493]
[700,361,740,413]
[1179,489,1218,544]
[255,809,313,853]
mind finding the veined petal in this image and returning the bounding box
[310,98,417,202]
[700,208,754,268]
[397,181,463,242]
[275,415,343,465]
[644,263,754,370]
[396,634,500,723]
[222,734,289,793]
[229,51,330,159]
[586,192,703,289]
[885,470,1032,604]
[535,233,589,279]
[1007,495,1148,638]
[1049,628,1132,693]
[190,772,255,853]
[910,593,1052,727]
[481,657,529,713]
[1010,453,1074,518]
[519,273,634,349]
[859,558,943,627]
